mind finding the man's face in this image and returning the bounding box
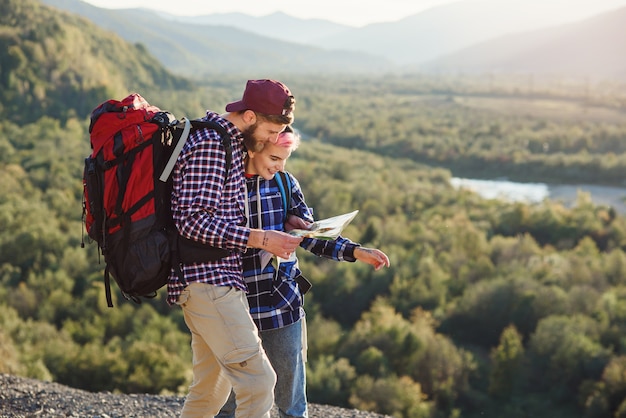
[242,119,286,152]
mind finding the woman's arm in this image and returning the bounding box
[354,247,391,270]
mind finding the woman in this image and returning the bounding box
[216,126,390,418]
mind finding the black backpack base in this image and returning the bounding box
[103,214,170,304]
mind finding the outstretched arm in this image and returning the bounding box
[354,247,390,271]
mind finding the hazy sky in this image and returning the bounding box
[82,0,626,27]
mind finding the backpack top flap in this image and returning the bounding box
[89,93,161,155]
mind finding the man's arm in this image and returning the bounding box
[248,229,302,259]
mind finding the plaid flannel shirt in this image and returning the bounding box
[167,112,250,305]
[244,172,359,331]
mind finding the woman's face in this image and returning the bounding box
[246,142,292,180]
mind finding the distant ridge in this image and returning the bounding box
[40,0,390,77]
[422,5,626,80]
[156,11,351,45]
[40,0,626,80]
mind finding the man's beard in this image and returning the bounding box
[241,123,265,153]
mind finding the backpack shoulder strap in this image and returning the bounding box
[275,171,292,222]
[159,118,233,184]
[194,120,232,185]
[159,118,190,182]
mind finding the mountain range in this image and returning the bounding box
[422,6,626,80]
[39,0,388,77]
[40,0,626,80]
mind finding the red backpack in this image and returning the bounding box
[82,93,232,307]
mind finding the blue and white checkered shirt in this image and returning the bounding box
[244,172,359,331]
[167,112,250,305]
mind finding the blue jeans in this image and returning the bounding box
[216,319,307,418]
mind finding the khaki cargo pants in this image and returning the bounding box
[178,282,276,418]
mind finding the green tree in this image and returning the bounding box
[350,375,434,418]
[306,355,356,407]
[528,315,611,397]
[488,325,525,398]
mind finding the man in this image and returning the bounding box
[168,79,303,418]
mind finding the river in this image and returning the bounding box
[450,178,626,214]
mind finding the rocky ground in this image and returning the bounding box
[0,373,392,418]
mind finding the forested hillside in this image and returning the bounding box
[0,0,197,124]
[284,74,626,186]
[4,2,626,418]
